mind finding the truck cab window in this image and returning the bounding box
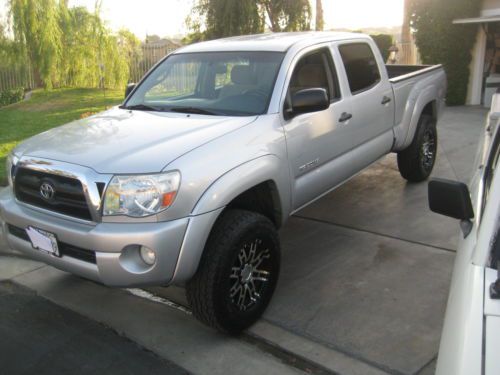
[127,51,284,116]
[339,43,381,94]
[145,62,202,100]
[285,49,338,113]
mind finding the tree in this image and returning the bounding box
[189,0,263,40]
[6,0,131,89]
[0,22,9,62]
[118,29,142,61]
[186,0,311,41]
[410,0,481,105]
[260,0,311,32]
[9,0,62,88]
[315,0,323,31]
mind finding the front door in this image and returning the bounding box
[282,46,353,210]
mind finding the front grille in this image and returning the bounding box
[7,224,97,264]
[14,168,92,221]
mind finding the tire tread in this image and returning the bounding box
[186,209,278,333]
[397,114,437,182]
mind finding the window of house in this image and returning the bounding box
[339,43,381,94]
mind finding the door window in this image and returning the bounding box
[287,49,339,103]
[339,43,380,94]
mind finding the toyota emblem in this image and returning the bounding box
[40,182,55,201]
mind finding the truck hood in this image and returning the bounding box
[15,107,257,174]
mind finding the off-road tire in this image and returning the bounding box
[397,114,437,182]
[186,209,280,334]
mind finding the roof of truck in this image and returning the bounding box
[175,32,369,54]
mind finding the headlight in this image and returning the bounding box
[5,153,18,188]
[103,171,180,217]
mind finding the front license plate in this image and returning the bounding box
[26,226,60,256]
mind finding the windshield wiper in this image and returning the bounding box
[169,106,218,116]
[120,104,163,111]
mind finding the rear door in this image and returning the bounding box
[337,41,394,154]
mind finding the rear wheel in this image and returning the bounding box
[397,114,437,182]
[186,209,280,334]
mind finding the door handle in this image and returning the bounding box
[381,96,392,105]
[339,112,352,122]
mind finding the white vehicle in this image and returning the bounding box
[429,93,500,374]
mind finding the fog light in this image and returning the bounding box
[140,246,156,265]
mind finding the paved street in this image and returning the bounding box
[0,106,488,375]
[0,280,188,375]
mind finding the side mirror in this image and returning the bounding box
[428,178,474,220]
[125,83,136,98]
[291,88,329,116]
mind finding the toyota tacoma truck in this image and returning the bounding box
[0,32,446,333]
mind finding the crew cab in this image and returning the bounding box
[0,32,446,332]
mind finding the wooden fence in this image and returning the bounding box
[0,45,178,92]
[128,45,178,83]
[0,64,35,92]
[396,41,421,65]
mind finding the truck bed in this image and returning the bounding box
[386,64,443,83]
[387,63,446,151]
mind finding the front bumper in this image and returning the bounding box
[0,187,191,287]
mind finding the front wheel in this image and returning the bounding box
[397,114,437,182]
[186,209,280,333]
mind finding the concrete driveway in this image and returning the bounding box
[0,106,487,375]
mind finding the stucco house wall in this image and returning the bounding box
[465,1,500,105]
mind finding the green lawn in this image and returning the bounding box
[0,88,124,185]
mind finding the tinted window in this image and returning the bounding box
[288,49,339,101]
[339,43,380,93]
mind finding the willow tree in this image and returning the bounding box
[186,0,311,41]
[58,5,105,87]
[260,0,311,32]
[189,0,263,40]
[7,0,130,89]
[0,22,10,64]
[9,0,62,88]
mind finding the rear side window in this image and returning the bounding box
[339,43,380,94]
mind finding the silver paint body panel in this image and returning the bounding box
[0,32,446,286]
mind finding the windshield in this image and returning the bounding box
[125,51,285,116]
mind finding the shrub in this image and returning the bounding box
[410,0,481,105]
[370,34,393,63]
[0,87,24,107]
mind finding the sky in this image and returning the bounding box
[0,0,404,39]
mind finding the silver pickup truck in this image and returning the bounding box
[0,32,446,333]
